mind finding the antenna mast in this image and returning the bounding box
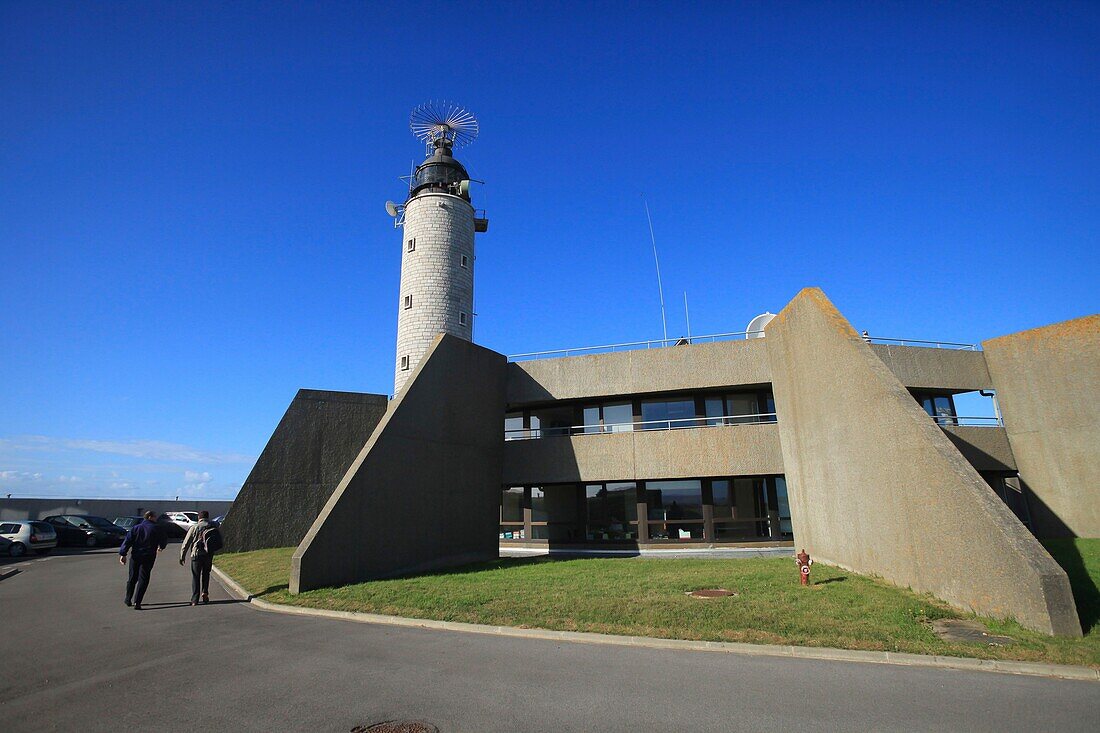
[643,196,668,344]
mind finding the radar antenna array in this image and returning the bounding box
[410,101,479,151]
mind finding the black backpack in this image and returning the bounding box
[199,525,224,555]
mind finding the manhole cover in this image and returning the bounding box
[352,722,438,733]
[931,619,1015,646]
[686,588,737,598]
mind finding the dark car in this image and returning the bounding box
[43,515,126,547]
[155,514,186,539]
[113,516,144,531]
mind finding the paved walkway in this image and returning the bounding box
[2,547,1098,732]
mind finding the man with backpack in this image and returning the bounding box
[179,510,223,606]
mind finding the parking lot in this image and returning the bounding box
[2,545,1099,732]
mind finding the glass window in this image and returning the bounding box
[711,480,731,519]
[0,523,19,534]
[774,477,792,534]
[704,397,725,426]
[640,399,696,430]
[602,402,633,432]
[529,414,541,438]
[499,527,525,540]
[501,487,524,522]
[586,483,637,539]
[645,480,703,521]
[762,392,776,422]
[582,406,601,434]
[530,487,547,522]
[504,413,524,440]
[726,393,759,424]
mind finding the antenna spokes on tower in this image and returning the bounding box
[410,101,479,153]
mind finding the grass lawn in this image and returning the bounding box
[215,539,1100,668]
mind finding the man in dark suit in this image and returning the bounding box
[119,510,167,610]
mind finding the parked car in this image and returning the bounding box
[0,521,58,557]
[43,515,126,547]
[113,516,144,531]
[163,512,199,531]
[155,514,186,539]
[213,514,227,524]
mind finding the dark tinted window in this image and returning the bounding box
[0,523,20,533]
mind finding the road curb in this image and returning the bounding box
[0,567,20,582]
[210,565,1099,683]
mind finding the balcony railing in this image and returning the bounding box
[934,415,1004,427]
[505,413,777,440]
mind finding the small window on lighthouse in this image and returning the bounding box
[407,238,415,252]
[460,254,469,268]
[460,312,468,326]
[404,295,413,309]
[400,355,410,371]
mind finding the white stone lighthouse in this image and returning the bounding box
[389,103,487,395]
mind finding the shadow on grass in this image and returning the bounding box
[1042,539,1100,633]
[813,577,847,586]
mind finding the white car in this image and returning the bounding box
[0,521,58,557]
[163,512,200,531]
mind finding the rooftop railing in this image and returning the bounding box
[868,337,979,350]
[507,332,978,361]
[505,413,777,440]
[935,415,1004,427]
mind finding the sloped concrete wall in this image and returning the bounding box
[292,335,507,593]
[766,288,1080,636]
[983,315,1100,538]
[869,344,992,392]
[220,390,388,553]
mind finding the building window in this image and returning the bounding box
[640,398,697,430]
[403,294,412,309]
[645,480,704,540]
[460,254,469,268]
[400,355,410,371]
[585,482,638,540]
[407,238,415,252]
[460,312,468,326]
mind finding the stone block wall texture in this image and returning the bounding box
[765,287,1080,636]
[219,389,388,554]
[983,315,1100,538]
[292,335,507,593]
[395,192,475,395]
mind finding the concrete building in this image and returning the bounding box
[225,108,1098,637]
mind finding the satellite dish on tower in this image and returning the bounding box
[746,312,776,338]
[410,101,480,151]
[385,200,399,217]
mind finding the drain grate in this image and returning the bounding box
[352,722,439,733]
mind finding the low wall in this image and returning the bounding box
[766,287,1080,636]
[292,335,507,593]
[219,389,388,553]
[1,498,234,523]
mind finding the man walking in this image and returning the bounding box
[179,511,220,605]
[119,510,167,610]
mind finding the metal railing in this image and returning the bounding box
[868,337,979,350]
[935,415,1004,427]
[505,413,777,440]
[507,331,764,361]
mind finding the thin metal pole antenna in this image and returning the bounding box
[684,291,692,342]
[643,196,668,344]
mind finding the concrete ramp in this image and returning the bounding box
[292,335,507,593]
[765,288,1080,636]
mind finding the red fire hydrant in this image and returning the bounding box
[795,548,813,586]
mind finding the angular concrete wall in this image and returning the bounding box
[502,424,783,485]
[291,335,507,593]
[766,288,1080,636]
[983,315,1100,538]
[219,390,388,554]
[940,426,1017,472]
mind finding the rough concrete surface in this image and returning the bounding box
[941,425,1017,472]
[3,550,1099,733]
[983,315,1100,538]
[870,344,993,392]
[292,335,507,592]
[503,423,783,484]
[765,287,1081,636]
[219,389,388,554]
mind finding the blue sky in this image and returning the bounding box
[1,2,1097,501]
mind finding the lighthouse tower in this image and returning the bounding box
[388,103,488,395]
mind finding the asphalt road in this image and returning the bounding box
[2,546,1097,733]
